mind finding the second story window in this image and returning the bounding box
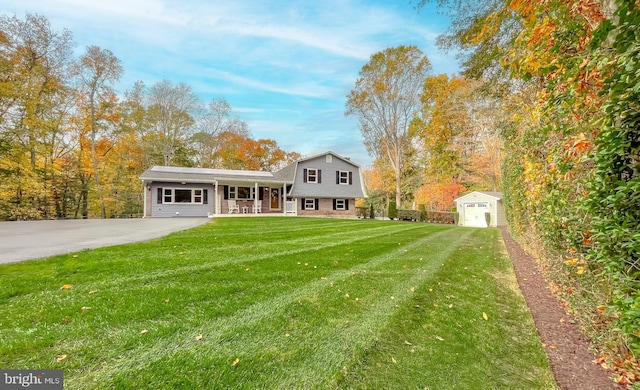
[337,170,352,185]
[304,168,321,183]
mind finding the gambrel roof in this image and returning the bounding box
[286,151,367,198]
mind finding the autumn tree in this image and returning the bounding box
[0,14,303,220]
[346,45,431,207]
[413,74,503,207]
[145,80,199,166]
[212,131,299,171]
[0,13,75,219]
[414,177,466,211]
[464,89,503,191]
[418,75,474,180]
[362,158,396,211]
[76,45,123,218]
[191,97,252,168]
[419,0,519,81]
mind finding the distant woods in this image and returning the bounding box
[0,13,300,220]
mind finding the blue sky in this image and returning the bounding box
[1,0,459,167]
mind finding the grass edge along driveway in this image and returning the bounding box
[0,217,556,389]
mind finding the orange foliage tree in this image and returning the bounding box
[214,132,299,171]
[412,74,503,210]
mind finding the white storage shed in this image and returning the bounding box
[455,191,507,228]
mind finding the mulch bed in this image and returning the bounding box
[499,227,624,390]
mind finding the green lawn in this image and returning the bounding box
[0,217,556,389]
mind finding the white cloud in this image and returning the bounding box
[1,0,458,165]
[199,67,338,99]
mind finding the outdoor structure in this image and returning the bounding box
[139,151,367,218]
[454,191,507,228]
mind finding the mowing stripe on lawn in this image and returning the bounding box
[333,228,557,389]
[65,227,474,388]
[0,221,424,312]
[1,219,554,389]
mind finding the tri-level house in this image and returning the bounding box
[139,151,367,218]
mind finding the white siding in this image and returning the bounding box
[455,191,506,228]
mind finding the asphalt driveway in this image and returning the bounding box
[0,218,210,264]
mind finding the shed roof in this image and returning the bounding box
[454,191,503,202]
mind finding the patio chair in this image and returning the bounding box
[228,199,240,213]
[253,204,262,213]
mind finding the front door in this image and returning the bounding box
[270,188,280,210]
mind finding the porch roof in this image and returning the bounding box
[140,166,292,185]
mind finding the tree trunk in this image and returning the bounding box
[75,175,89,219]
[89,92,106,219]
[395,173,401,207]
[91,137,106,218]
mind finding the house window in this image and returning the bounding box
[174,189,192,203]
[228,186,255,200]
[336,171,352,185]
[303,198,318,210]
[194,189,203,203]
[237,186,251,199]
[304,168,321,183]
[159,188,207,204]
[333,199,349,210]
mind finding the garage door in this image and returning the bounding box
[464,202,489,227]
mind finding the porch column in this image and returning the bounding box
[254,182,259,214]
[214,181,219,215]
[282,184,286,215]
[142,180,147,218]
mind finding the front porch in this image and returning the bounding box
[212,182,297,216]
[209,200,298,218]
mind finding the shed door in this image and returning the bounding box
[464,202,489,227]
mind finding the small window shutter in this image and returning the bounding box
[318,170,321,183]
[315,199,319,210]
[303,169,307,183]
[301,198,306,209]
[157,188,163,204]
[259,187,264,200]
[349,172,353,185]
[345,199,349,210]
[224,186,229,200]
[203,189,208,204]
[333,199,337,210]
[336,171,339,184]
